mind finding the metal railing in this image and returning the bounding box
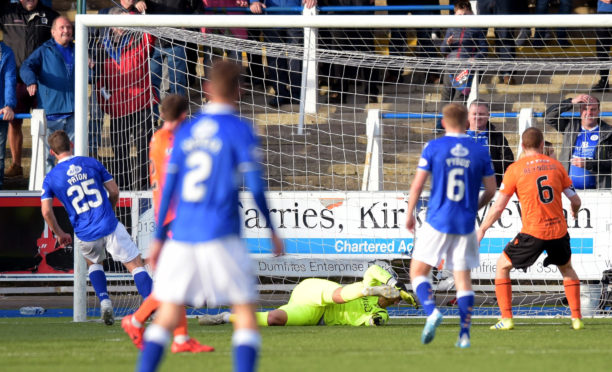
[365,107,612,193]
[0,113,32,120]
[0,110,47,191]
[383,112,612,119]
[205,5,453,13]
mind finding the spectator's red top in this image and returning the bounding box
[96,33,159,118]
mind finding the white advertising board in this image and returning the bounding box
[137,191,611,281]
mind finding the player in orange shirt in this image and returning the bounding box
[477,127,584,331]
[149,118,175,226]
[121,95,213,353]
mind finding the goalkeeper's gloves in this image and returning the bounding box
[368,313,386,327]
[386,278,419,308]
[399,290,418,308]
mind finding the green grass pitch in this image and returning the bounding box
[1,317,611,372]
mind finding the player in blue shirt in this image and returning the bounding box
[405,103,497,348]
[137,61,283,372]
[41,130,153,325]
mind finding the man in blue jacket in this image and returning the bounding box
[20,16,75,172]
[0,42,17,189]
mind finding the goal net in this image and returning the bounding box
[75,12,612,321]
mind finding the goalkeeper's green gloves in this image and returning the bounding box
[386,278,419,308]
[369,313,387,326]
[399,289,418,308]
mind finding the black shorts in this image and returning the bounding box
[504,233,571,272]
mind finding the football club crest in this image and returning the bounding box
[66,164,82,176]
[450,143,469,157]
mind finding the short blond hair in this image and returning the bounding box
[522,127,544,150]
[442,103,468,129]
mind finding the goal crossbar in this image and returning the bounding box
[75,14,612,29]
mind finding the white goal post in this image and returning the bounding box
[72,13,612,322]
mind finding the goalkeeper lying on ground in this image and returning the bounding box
[198,265,417,327]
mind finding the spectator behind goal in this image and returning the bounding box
[477,0,524,85]
[20,16,76,172]
[89,0,146,159]
[95,6,158,191]
[200,0,249,84]
[0,42,17,190]
[439,1,487,104]
[0,0,59,179]
[545,94,612,189]
[466,100,514,187]
[134,0,197,98]
[249,0,317,108]
[386,0,441,84]
[321,0,380,105]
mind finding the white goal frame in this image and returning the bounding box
[73,13,612,322]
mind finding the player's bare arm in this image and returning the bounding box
[478,175,497,210]
[41,199,72,246]
[103,179,120,209]
[565,190,582,219]
[242,165,284,256]
[147,239,164,271]
[405,169,429,234]
[477,193,512,243]
[269,232,284,257]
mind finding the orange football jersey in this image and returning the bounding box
[149,126,176,227]
[499,154,573,240]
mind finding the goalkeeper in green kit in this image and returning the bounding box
[198,265,417,327]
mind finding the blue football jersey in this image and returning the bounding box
[417,134,495,234]
[159,103,262,243]
[466,130,489,147]
[41,156,118,242]
[569,126,599,189]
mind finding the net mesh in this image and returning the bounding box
[83,20,612,319]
